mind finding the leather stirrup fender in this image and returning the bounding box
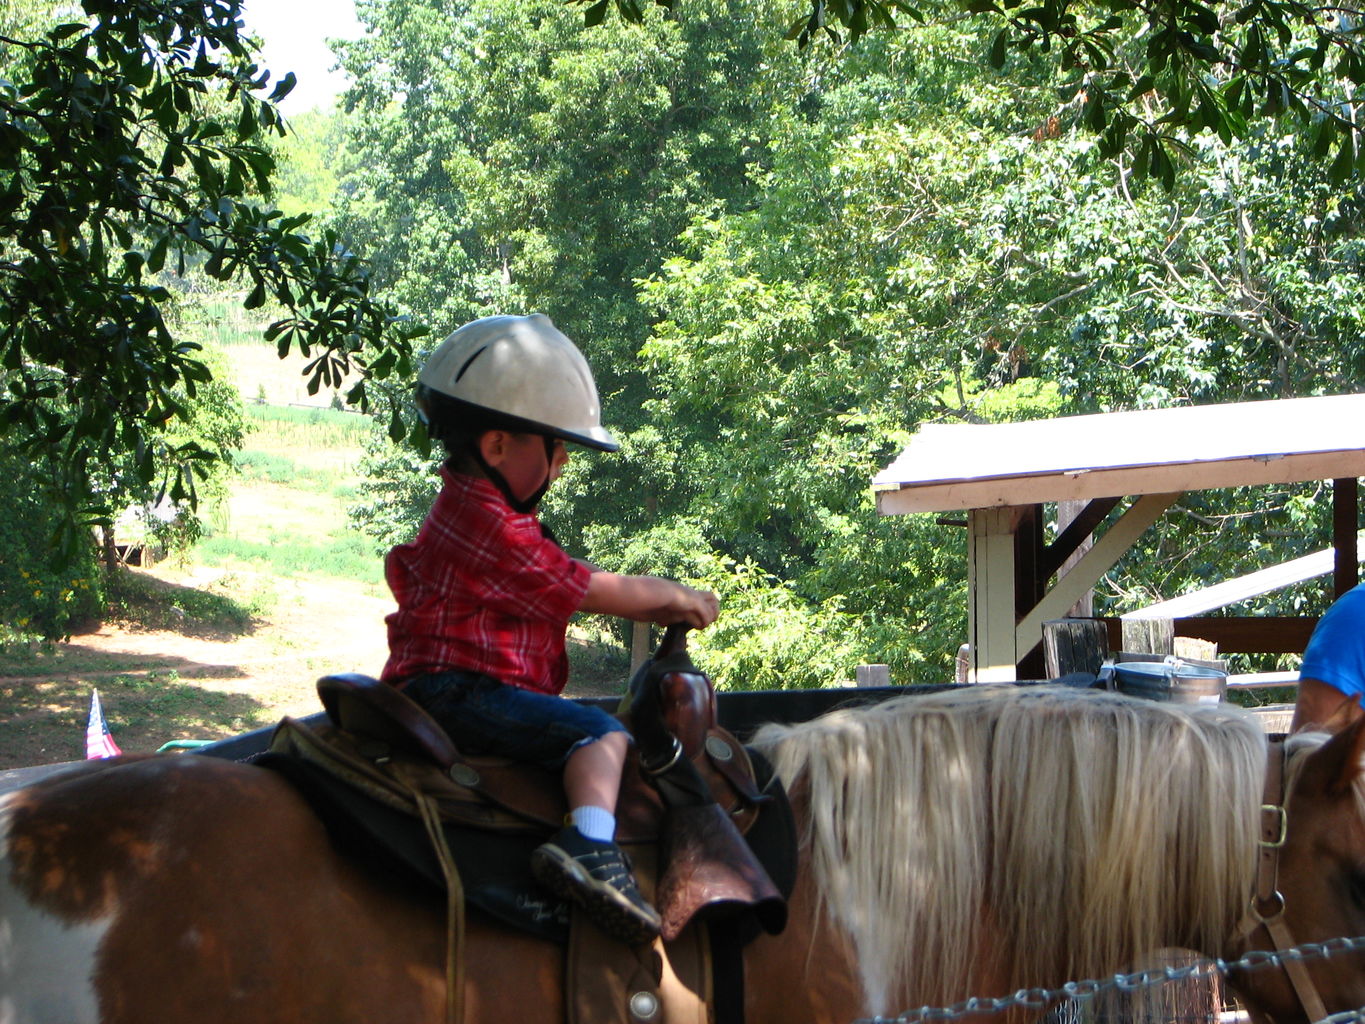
[655,801,787,942]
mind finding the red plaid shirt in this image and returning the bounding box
[380,467,591,694]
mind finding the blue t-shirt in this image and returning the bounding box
[1300,583,1365,698]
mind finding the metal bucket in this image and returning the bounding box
[1108,658,1227,705]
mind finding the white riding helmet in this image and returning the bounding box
[417,314,619,452]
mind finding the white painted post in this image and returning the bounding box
[968,507,1022,682]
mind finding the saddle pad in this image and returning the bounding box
[254,742,796,948]
[270,711,764,843]
[256,751,573,941]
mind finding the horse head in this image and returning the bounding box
[1228,716,1365,1024]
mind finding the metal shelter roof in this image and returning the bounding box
[873,393,1365,515]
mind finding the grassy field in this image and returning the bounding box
[197,404,385,588]
[190,305,388,585]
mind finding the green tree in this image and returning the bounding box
[339,0,1358,685]
[584,0,1365,187]
[0,0,424,543]
[0,452,102,639]
[336,0,792,535]
[643,16,1361,672]
[90,339,245,570]
[270,108,348,219]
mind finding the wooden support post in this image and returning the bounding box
[1042,618,1110,677]
[1121,617,1175,656]
[855,664,891,688]
[967,506,1027,682]
[1014,505,1047,679]
[1334,478,1359,598]
[630,621,651,677]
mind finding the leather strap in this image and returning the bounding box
[1253,743,1287,919]
[408,771,466,1024]
[1265,914,1329,1024]
[1236,742,1329,1024]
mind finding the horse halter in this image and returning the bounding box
[1234,740,1329,1024]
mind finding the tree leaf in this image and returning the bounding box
[1329,132,1357,183]
[269,72,297,102]
[583,0,610,27]
[990,29,1009,68]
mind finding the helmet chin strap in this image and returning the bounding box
[470,435,556,516]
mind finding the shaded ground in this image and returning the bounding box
[0,566,629,769]
[0,566,393,768]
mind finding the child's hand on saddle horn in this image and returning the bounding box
[662,583,718,630]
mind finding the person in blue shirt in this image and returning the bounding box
[1292,582,1365,732]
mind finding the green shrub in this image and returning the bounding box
[235,450,300,484]
[0,453,104,639]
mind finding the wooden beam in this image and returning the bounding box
[1015,493,1179,655]
[876,450,1365,514]
[1088,616,1318,654]
[1174,615,1318,654]
[1039,496,1121,579]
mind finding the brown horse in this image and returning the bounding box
[3,685,1365,1024]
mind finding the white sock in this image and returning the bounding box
[570,805,616,843]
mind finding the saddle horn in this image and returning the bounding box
[653,622,691,661]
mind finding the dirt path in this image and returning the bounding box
[0,565,627,770]
[74,569,393,682]
[0,567,394,769]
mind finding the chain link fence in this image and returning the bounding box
[857,936,1365,1024]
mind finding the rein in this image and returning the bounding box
[1234,740,1328,1024]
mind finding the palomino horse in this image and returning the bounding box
[3,685,1365,1024]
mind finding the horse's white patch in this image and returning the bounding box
[0,792,111,1024]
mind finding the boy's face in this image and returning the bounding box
[482,431,568,503]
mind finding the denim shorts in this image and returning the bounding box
[401,670,627,769]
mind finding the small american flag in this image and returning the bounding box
[85,689,122,760]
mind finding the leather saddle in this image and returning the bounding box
[262,633,791,945]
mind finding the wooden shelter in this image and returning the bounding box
[872,393,1365,681]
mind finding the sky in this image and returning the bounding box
[238,0,364,116]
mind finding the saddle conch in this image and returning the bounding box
[620,623,787,940]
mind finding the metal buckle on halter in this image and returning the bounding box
[1259,803,1288,848]
[1252,889,1286,922]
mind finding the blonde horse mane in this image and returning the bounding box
[750,686,1271,1016]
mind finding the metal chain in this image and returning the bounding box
[857,936,1365,1024]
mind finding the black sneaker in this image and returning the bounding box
[530,826,661,945]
